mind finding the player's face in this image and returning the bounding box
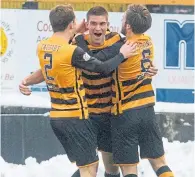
[86,15,108,46]
[121,12,127,36]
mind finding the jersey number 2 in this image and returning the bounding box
[44,53,54,81]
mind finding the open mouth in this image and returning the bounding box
[94,33,102,37]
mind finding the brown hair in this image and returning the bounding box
[49,4,75,32]
[87,6,108,21]
[126,4,152,34]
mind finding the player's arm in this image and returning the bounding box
[19,69,44,95]
[24,69,44,85]
[75,35,125,61]
[71,41,136,75]
[22,44,45,86]
[84,40,125,62]
[144,43,158,77]
[146,63,158,76]
[91,39,158,76]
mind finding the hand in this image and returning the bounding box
[19,80,31,96]
[145,63,158,77]
[120,41,137,59]
[76,19,87,34]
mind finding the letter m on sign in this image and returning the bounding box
[164,20,194,70]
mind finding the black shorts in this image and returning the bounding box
[50,118,98,167]
[90,114,112,153]
[110,106,164,165]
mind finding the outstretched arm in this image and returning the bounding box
[24,69,44,85]
[19,69,44,95]
[75,34,125,61]
[71,41,136,75]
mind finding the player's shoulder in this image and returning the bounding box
[69,44,78,51]
[143,34,153,48]
[60,43,77,55]
[136,34,153,51]
[142,33,153,41]
[137,34,153,45]
[105,31,125,40]
[74,33,87,44]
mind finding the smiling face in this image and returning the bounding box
[86,15,108,46]
[86,6,109,46]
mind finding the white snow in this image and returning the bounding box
[1,92,194,113]
[1,93,194,176]
[183,122,192,126]
[0,139,194,177]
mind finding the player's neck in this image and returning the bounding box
[125,31,134,39]
[53,31,71,43]
[126,32,142,40]
[88,36,105,47]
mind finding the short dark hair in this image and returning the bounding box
[87,6,108,21]
[125,4,152,34]
[49,4,75,33]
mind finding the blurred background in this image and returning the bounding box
[1,0,194,14]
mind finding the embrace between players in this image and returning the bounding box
[19,4,174,177]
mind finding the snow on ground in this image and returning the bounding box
[1,92,194,113]
[0,139,194,177]
[1,93,194,176]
